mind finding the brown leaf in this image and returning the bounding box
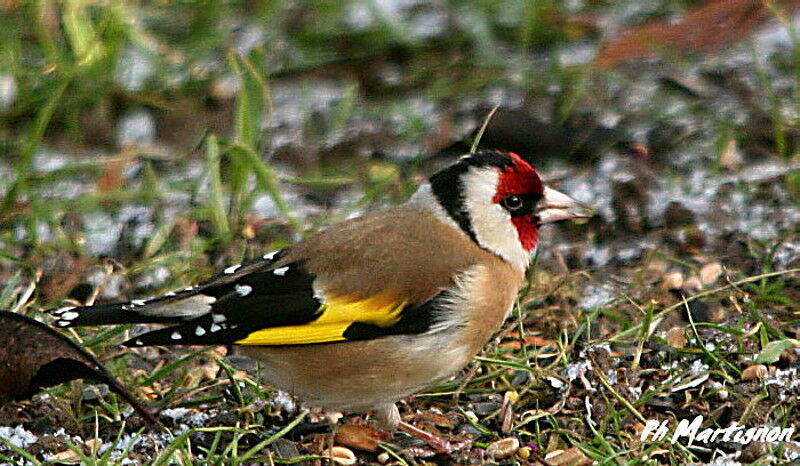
[97,159,127,193]
[334,424,391,452]
[501,331,556,350]
[596,0,800,68]
[0,311,160,427]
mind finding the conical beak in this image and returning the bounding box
[535,186,595,225]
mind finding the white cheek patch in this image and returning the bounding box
[461,168,529,271]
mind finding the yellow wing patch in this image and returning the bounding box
[235,292,407,346]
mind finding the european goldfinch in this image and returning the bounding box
[52,150,591,450]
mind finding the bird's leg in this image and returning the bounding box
[376,403,461,454]
[323,410,343,460]
[397,420,457,454]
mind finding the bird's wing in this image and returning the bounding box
[52,248,454,347]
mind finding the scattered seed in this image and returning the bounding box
[486,437,519,459]
[545,446,592,466]
[49,449,81,464]
[330,446,356,465]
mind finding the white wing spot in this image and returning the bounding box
[135,339,143,346]
[57,320,70,327]
[210,323,222,333]
[53,306,74,315]
[212,314,227,323]
[171,331,182,340]
[61,311,80,321]
[263,250,279,260]
[235,284,253,296]
[195,326,206,336]
[131,299,147,306]
[165,292,176,297]
[122,305,133,311]
[224,264,241,274]
[273,266,289,276]
[184,287,194,291]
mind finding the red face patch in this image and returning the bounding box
[491,153,544,203]
[512,216,539,251]
[492,152,544,252]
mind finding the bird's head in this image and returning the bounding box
[420,151,593,270]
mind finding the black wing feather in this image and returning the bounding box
[53,246,455,347]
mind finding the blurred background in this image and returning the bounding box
[0,0,798,464]
[0,1,797,284]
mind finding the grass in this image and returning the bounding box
[1,0,799,464]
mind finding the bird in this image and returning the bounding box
[51,150,592,451]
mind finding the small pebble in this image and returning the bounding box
[665,327,687,348]
[0,74,18,110]
[85,438,102,455]
[486,437,520,459]
[661,271,684,290]
[719,137,743,170]
[699,262,723,285]
[683,276,703,293]
[472,401,501,416]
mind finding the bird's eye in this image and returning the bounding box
[500,195,524,211]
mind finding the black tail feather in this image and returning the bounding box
[50,302,185,328]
